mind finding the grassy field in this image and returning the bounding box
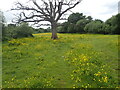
[2,33,119,88]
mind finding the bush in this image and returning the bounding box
[2,24,16,41]
[2,23,34,41]
[13,23,34,38]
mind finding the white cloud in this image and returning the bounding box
[72,0,119,21]
[0,0,119,23]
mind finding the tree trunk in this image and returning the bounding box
[51,21,58,39]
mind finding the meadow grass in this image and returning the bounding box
[2,33,119,88]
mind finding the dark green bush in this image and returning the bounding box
[2,23,34,41]
[13,23,34,38]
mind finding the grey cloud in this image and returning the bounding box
[100,1,118,14]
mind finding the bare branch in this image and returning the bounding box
[56,0,82,21]
[11,0,82,24]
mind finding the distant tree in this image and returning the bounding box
[75,19,90,33]
[102,23,111,34]
[67,23,75,33]
[68,13,85,24]
[84,20,108,34]
[45,27,51,32]
[12,0,82,39]
[105,15,119,34]
[86,16,93,21]
[2,24,16,41]
[57,26,63,33]
[60,22,69,33]
[114,14,120,34]
[8,24,16,27]
[94,19,103,23]
[105,16,115,26]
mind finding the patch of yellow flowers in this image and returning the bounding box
[8,39,27,46]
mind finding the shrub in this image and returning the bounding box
[2,23,34,41]
[13,23,34,38]
[2,24,16,41]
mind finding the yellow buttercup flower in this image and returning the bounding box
[102,76,108,83]
[94,71,101,76]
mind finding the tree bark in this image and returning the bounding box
[51,21,58,39]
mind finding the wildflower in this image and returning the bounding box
[93,78,96,81]
[74,58,77,60]
[12,78,14,81]
[73,85,76,88]
[98,79,102,82]
[94,71,101,76]
[102,76,108,83]
[73,86,75,88]
[86,63,89,65]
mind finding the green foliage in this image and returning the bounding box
[60,12,119,35]
[13,23,34,38]
[2,23,34,41]
[68,13,85,24]
[33,28,44,33]
[67,23,75,33]
[45,27,51,32]
[95,19,103,23]
[2,33,119,88]
[2,24,16,41]
[115,14,120,34]
[84,21,110,34]
[86,16,93,21]
[60,13,93,33]
[58,22,69,33]
[57,26,63,33]
[34,27,51,33]
[75,19,90,33]
[105,14,120,34]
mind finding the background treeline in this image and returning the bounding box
[2,23,51,41]
[57,13,120,34]
[2,13,120,41]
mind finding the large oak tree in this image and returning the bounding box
[12,0,82,39]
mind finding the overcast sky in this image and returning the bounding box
[0,0,119,24]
